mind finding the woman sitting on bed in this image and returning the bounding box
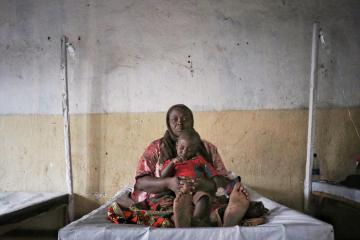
[160,128,236,227]
[108,104,254,227]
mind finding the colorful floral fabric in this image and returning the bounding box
[108,202,174,228]
[108,138,230,227]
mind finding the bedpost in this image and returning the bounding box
[304,22,320,211]
[61,35,74,222]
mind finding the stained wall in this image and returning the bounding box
[0,0,359,217]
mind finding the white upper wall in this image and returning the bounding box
[0,0,359,114]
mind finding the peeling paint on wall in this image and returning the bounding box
[0,0,360,114]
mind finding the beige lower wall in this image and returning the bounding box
[1,108,359,217]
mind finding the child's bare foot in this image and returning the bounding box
[223,182,250,227]
[173,185,193,228]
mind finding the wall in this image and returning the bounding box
[0,0,359,217]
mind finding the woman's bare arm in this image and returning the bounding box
[135,175,179,193]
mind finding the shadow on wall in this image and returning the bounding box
[317,108,360,182]
[253,187,303,211]
[251,186,283,199]
[74,194,100,219]
[85,33,109,205]
[85,114,102,201]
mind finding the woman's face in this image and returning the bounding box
[168,108,193,136]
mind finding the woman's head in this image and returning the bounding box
[166,104,194,137]
[159,104,194,164]
[160,104,211,164]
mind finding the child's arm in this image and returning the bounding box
[160,157,182,178]
[203,162,228,188]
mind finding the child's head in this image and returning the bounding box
[176,129,201,160]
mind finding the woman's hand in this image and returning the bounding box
[165,176,196,196]
[174,177,217,194]
[159,197,174,209]
[166,176,218,194]
[166,176,195,193]
[166,176,180,193]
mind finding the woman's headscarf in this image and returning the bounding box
[159,104,212,164]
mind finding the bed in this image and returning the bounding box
[312,181,360,204]
[0,192,68,235]
[58,186,334,240]
[311,181,360,239]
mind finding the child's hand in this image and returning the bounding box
[173,156,184,164]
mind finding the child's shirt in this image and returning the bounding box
[162,155,219,178]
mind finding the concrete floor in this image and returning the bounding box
[1,229,58,240]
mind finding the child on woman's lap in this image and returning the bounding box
[161,129,268,227]
[161,129,226,226]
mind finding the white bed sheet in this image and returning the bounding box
[0,192,68,216]
[59,186,334,240]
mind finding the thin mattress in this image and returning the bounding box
[59,186,333,240]
[0,192,68,234]
[312,181,360,204]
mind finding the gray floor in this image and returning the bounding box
[1,229,58,240]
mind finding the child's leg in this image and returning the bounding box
[191,192,214,227]
[173,185,193,228]
[193,195,211,220]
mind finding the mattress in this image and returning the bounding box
[0,192,68,234]
[312,181,360,203]
[59,186,333,240]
